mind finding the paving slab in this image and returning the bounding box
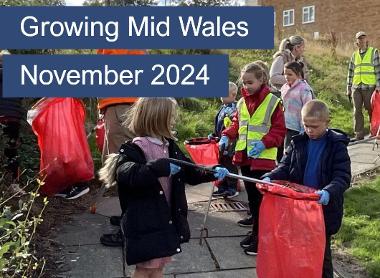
[60,244,124,278]
[175,268,256,278]
[55,213,117,246]
[348,139,380,176]
[206,237,256,269]
[94,196,122,217]
[188,209,250,238]
[164,239,217,275]
[186,183,217,203]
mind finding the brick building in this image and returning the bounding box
[257,0,380,48]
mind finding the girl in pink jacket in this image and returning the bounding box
[281,61,314,151]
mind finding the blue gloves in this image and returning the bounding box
[248,140,265,158]
[169,163,181,175]
[214,167,229,180]
[208,133,214,140]
[317,190,330,205]
[262,177,271,183]
[219,136,229,152]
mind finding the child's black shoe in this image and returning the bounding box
[212,188,227,198]
[237,216,253,227]
[100,229,123,247]
[225,189,239,199]
[244,238,258,256]
[240,232,253,248]
[110,216,122,226]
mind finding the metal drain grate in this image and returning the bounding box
[210,201,248,212]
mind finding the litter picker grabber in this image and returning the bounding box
[167,158,278,245]
[167,158,278,186]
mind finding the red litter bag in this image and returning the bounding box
[371,90,380,137]
[256,181,325,278]
[184,137,219,166]
[29,98,94,196]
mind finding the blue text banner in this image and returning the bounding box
[3,54,229,97]
[0,6,274,49]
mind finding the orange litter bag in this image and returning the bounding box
[256,181,325,278]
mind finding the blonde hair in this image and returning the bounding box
[229,81,238,96]
[98,153,119,188]
[301,100,330,122]
[240,60,269,85]
[127,97,178,140]
[274,35,305,58]
[98,97,178,188]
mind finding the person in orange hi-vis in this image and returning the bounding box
[97,49,147,247]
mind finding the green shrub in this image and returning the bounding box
[0,177,48,277]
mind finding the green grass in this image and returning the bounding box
[334,176,380,277]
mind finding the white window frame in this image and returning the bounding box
[283,9,294,27]
[302,5,315,24]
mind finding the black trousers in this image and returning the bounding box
[1,120,20,180]
[241,166,268,236]
[218,153,238,190]
[323,235,334,278]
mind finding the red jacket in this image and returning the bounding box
[222,85,286,171]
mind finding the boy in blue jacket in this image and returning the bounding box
[263,100,351,278]
[209,81,239,198]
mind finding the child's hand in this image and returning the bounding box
[248,140,265,158]
[169,163,181,175]
[207,133,214,140]
[262,177,271,183]
[214,167,229,180]
[316,190,330,205]
[219,136,229,152]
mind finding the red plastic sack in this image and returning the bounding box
[256,181,325,278]
[371,90,380,137]
[95,118,105,152]
[29,98,94,196]
[184,137,219,166]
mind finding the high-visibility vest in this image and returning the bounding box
[353,47,377,85]
[235,93,280,160]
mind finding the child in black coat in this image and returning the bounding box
[99,98,228,278]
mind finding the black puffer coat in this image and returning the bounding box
[263,129,351,235]
[116,139,216,265]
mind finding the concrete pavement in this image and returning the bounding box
[52,139,380,278]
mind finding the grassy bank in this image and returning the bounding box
[335,175,380,277]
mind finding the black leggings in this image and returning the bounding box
[323,235,333,278]
[241,166,268,236]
